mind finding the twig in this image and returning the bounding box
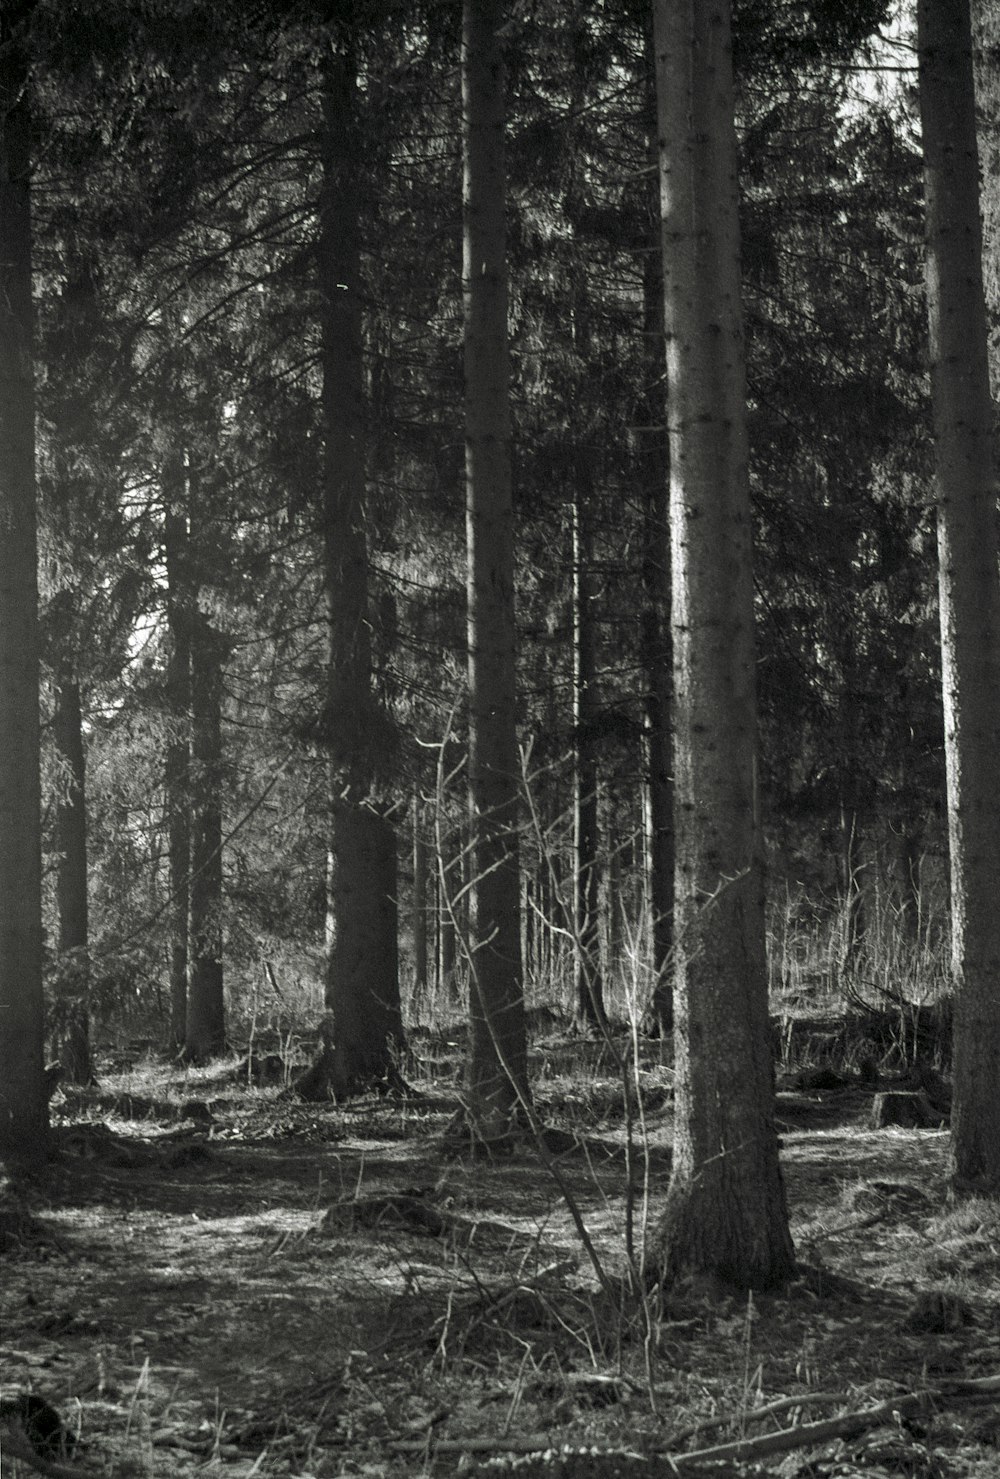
[666,1388,846,1446]
[391,1372,1000,1465]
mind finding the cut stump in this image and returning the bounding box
[870,1090,945,1129]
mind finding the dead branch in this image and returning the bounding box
[391,1372,1000,1467]
[666,1388,847,1446]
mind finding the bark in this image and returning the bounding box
[918,0,1000,1195]
[412,796,429,1005]
[53,664,92,1085]
[311,27,403,1097]
[439,856,457,995]
[164,475,191,1051]
[650,0,795,1289]
[837,803,867,974]
[572,479,606,1032]
[462,0,529,1142]
[0,1,47,1171]
[184,608,226,1061]
[640,206,674,1038]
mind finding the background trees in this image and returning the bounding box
[0,0,978,1219]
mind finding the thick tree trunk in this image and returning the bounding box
[53,665,92,1085]
[306,28,403,1098]
[0,2,47,1171]
[918,0,1000,1195]
[650,0,795,1290]
[572,480,605,1032]
[185,608,226,1061]
[462,0,529,1143]
[164,480,191,1051]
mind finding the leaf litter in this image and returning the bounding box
[1,1053,1000,1477]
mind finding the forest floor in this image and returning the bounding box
[3,1033,1000,1479]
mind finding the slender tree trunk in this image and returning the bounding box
[303,25,403,1099]
[185,606,226,1061]
[640,254,674,1039]
[164,478,191,1051]
[0,1,47,1171]
[462,0,528,1142]
[650,0,795,1290]
[439,844,457,997]
[607,839,622,989]
[918,0,1000,1195]
[412,795,429,1006]
[638,11,674,1040]
[573,479,605,1032]
[837,801,867,974]
[53,663,92,1084]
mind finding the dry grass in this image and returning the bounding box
[2,1030,999,1479]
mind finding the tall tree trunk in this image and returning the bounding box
[164,475,191,1051]
[639,243,674,1040]
[573,478,605,1032]
[639,10,674,1039]
[918,0,1000,1195]
[649,0,795,1290]
[462,0,528,1142]
[0,1,47,1171]
[412,795,429,1006]
[53,662,92,1084]
[185,605,226,1061]
[304,24,403,1100]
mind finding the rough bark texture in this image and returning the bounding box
[314,27,403,1097]
[572,479,605,1032]
[462,0,529,1141]
[650,0,795,1289]
[639,86,674,1035]
[972,2,1000,391]
[412,797,429,1004]
[53,664,92,1085]
[919,0,1000,1196]
[185,606,226,1061]
[164,475,191,1051]
[0,1,47,1171]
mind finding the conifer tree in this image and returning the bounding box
[649,0,794,1289]
[0,0,47,1169]
[919,0,1000,1195]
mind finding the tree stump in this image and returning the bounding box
[870,1090,944,1129]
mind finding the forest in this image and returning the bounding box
[3,0,1000,1474]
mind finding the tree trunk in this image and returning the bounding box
[308,26,404,1098]
[462,0,529,1142]
[837,802,867,975]
[412,795,429,1006]
[649,0,795,1290]
[439,850,458,996]
[639,238,674,1040]
[0,1,47,1171]
[918,0,1000,1195]
[573,479,605,1032]
[164,475,191,1051]
[53,663,92,1085]
[185,606,226,1061]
